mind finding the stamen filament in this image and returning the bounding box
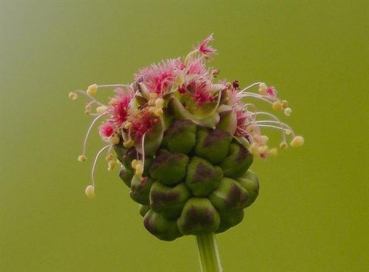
[91,145,111,187]
[238,92,277,103]
[242,82,262,91]
[250,111,290,142]
[140,133,147,173]
[75,90,105,107]
[255,120,296,137]
[97,84,128,88]
[81,114,105,156]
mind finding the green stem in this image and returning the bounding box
[196,233,223,272]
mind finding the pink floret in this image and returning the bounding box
[99,122,114,138]
[110,87,134,127]
[196,34,217,56]
[135,59,183,95]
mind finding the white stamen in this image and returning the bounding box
[90,145,111,187]
[81,114,105,157]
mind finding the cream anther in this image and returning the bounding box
[87,84,98,96]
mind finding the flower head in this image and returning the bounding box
[70,35,304,240]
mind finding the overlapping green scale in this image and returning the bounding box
[116,119,259,241]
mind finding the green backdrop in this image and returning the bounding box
[1,1,368,271]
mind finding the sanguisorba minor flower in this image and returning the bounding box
[69,34,304,241]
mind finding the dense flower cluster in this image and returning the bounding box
[69,35,303,239]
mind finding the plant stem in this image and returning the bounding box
[196,233,222,272]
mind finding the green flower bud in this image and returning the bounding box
[121,147,137,170]
[177,198,220,235]
[220,142,253,178]
[139,204,150,217]
[208,177,249,211]
[140,120,164,157]
[150,181,191,219]
[194,128,232,164]
[119,167,134,187]
[144,209,182,241]
[119,150,153,188]
[216,209,244,233]
[185,156,223,196]
[113,143,126,163]
[149,149,189,186]
[237,170,260,207]
[130,176,154,205]
[162,119,197,154]
[167,97,220,129]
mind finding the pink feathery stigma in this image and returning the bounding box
[188,81,214,105]
[196,34,217,56]
[235,110,247,134]
[186,58,208,76]
[135,59,182,95]
[99,122,114,138]
[110,88,133,127]
[178,85,186,94]
[131,109,160,142]
[266,86,277,98]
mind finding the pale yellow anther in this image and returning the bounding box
[148,107,155,113]
[284,107,292,116]
[68,92,78,100]
[109,134,120,145]
[248,142,259,155]
[149,93,158,99]
[85,185,95,199]
[280,142,288,150]
[78,155,87,162]
[269,148,278,156]
[246,125,254,132]
[272,101,283,111]
[148,100,156,107]
[108,98,117,106]
[253,134,261,143]
[131,160,143,177]
[261,135,269,143]
[105,154,113,162]
[258,82,267,95]
[123,121,132,129]
[108,160,116,171]
[155,98,164,107]
[85,105,91,115]
[154,109,163,116]
[282,100,289,108]
[87,84,98,96]
[123,139,134,148]
[135,164,143,177]
[258,145,269,155]
[290,136,304,147]
[131,159,138,168]
[96,106,108,115]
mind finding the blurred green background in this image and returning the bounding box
[1,1,368,271]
